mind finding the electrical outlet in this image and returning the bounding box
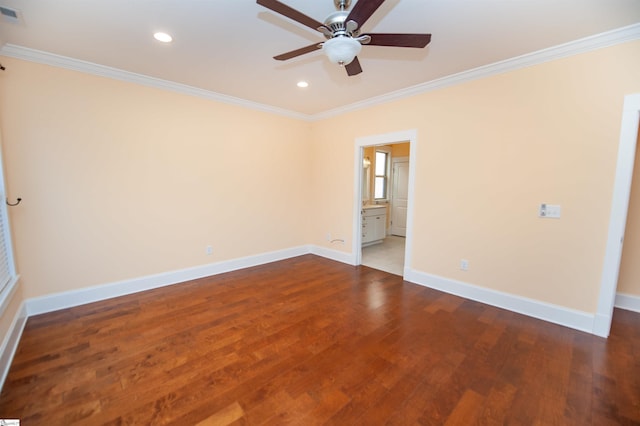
[539,203,561,218]
[326,232,331,241]
[460,259,469,271]
[205,245,213,255]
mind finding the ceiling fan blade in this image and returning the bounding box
[364,33,431,48]
[345,56,363,76]
[274,43,321,61]
[345,0,386,29]
[257,0,325,32]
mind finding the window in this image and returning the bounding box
[0,208,13,295]
[374,149,390,200]
[0,139,17,316]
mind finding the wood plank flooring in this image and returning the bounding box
[0,254,638,425]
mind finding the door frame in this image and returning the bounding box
[353,129,417,276]
[594,93,640,337]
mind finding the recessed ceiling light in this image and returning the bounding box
[297,81,309,88]
[153,32,173,43]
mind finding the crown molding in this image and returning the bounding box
[0,44,311,121]
[1,23,638,122]
[311,23,640,121]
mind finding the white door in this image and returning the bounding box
[391,157,409,237]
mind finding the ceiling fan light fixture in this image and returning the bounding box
[257,0,431,76]
[322,36,361,65]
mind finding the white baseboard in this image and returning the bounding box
[0,302,27,390]
[592,313,612,338]
[310,245,355,265]
[404,268,596,334]
[26,245,311,316]
[615,292,640,313]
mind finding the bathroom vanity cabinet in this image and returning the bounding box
[362,206,386,246]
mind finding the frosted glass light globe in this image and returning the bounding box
[322,37,362,65]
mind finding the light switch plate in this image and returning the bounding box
[539,203,561,218]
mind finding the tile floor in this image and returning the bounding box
[361,235,406,276]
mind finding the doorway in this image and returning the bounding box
[360,146,408,275]
[353,130,417,277]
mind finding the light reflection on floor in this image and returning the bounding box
[366,280,386,309]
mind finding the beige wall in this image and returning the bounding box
[392,142,410,158]
[617,126,640,296]
[0,39,638,337]
[0,57,312,300]
[310,40,640,313]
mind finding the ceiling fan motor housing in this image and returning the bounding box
[323,11,359,39]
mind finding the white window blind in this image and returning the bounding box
[0,199,13,295]
[0,136,17,315]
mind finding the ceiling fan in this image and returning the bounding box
[257,0,431,76]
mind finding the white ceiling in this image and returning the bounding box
[1,0,639,116]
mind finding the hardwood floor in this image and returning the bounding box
[0,254,638,425]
